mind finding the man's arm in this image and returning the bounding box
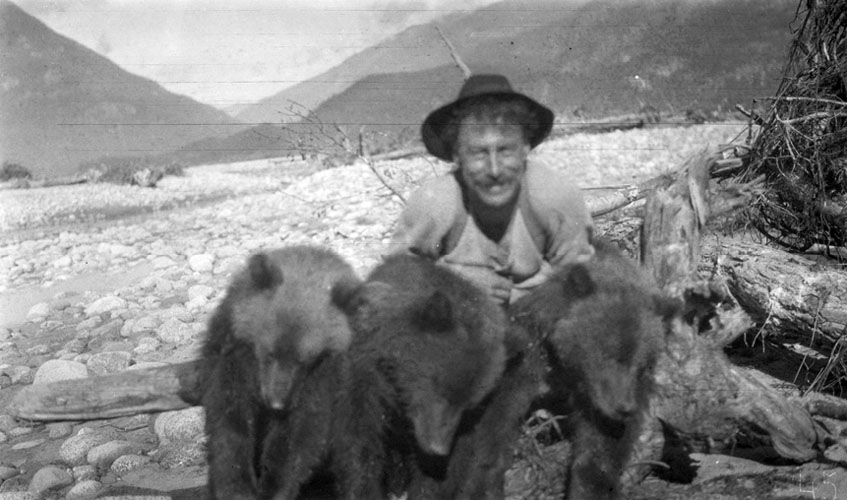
[386,176,461,259]
[526,161,595,269]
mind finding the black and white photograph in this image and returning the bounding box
[1,0,846,498]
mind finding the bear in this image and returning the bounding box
[256,254,510,500]
[520,239,678,500]
[404,320,539,500]
[411,239,679,500]
[200,245,360,500]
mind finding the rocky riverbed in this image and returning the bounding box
[1,124,844,500]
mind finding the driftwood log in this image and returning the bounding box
[702,236,847,351]
[6,148,827,469]
[635,147,818,464]
[8,360,204,421]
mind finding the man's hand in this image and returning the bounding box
[510,261,554,304]
[439,263,512,304]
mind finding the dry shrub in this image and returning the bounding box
[78,156,185,186]
[740,0,847,251]
[1,161,32,181]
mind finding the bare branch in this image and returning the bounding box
[436,26,472,79]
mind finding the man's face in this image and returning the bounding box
[454,120,530,209]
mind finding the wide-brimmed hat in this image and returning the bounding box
[421,74,554,161]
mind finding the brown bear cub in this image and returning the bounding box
[257,254,509,500]
[516,239,679,500]
[422,240,679,500]
[200,246,360,500]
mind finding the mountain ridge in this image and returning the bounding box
[0,0,247,177]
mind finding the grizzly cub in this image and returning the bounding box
[517,239,678,500]
[257,254,510,500]
[419,240,679,500]
[200,246,359,500]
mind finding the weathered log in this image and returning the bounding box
[638,147,819,463]
[702,236,847,350]
[650,317,818,462]
[8,360,203,421]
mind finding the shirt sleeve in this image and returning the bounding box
[386,175,462,259]
[526,161,595,267]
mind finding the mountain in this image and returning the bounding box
[235,0,797,140]
[233,19,462,125]
[0,0,247,177]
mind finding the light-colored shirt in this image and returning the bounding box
[387,160,595,303]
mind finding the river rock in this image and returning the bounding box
[25,302,49,321]
[0,415,15,432]
[65,479,102,500]
[84,296,127,316]
[153,407,205,444]
[86,351,132,376]
[46,422,74,439]
[0,492,37,500]
[187,254,214,273]
[71,465,97,482]
[109,454,151,474]
[187,284,215,301]
[32,359,88,384]
[60,430,115,466]
[87,440,139,469]
[27,465,72,495]
[157,318,193,345]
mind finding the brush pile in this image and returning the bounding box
[740,0,847,251]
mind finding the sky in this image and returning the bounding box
[16,0,500,111]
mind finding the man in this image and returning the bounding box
[388,74,595,305]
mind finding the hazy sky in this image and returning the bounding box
[15,0,500,110]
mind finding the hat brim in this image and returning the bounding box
[421,92,554,162]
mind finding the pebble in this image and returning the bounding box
[187,254,214,273]
[187,284,215,301]
[71,465,97,482]
[84,295,128,316]
[130,315,160,333]
[25,302,50,321]
[32,359,88,384]
[1,366,32,385]
[109,454,151,474]
[11,439,45,451]
[65,479,102,500]
[27,466,72,495]
[0,493,37,500]
[46,422,74,439]
[0,415,17,432]
[0,466,19,481]
[153,407,205,444]
[86,351,132,376]
[60,430,115,467]
[150,256,176,270]
[8,427,34,438]
[91,319,123,338]
[86,440,139,469]
[156,318,193,345]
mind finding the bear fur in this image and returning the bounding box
[257,254,510,500]
[414,240,678,500]
[523,239,678,500]
[200,245,359,500]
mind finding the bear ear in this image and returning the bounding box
[563,264,595,298]
[247,253,283,290]
[418,290,455,332]
[653,293,683,320]
[332,280,393,315]
[330,277,364,313]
